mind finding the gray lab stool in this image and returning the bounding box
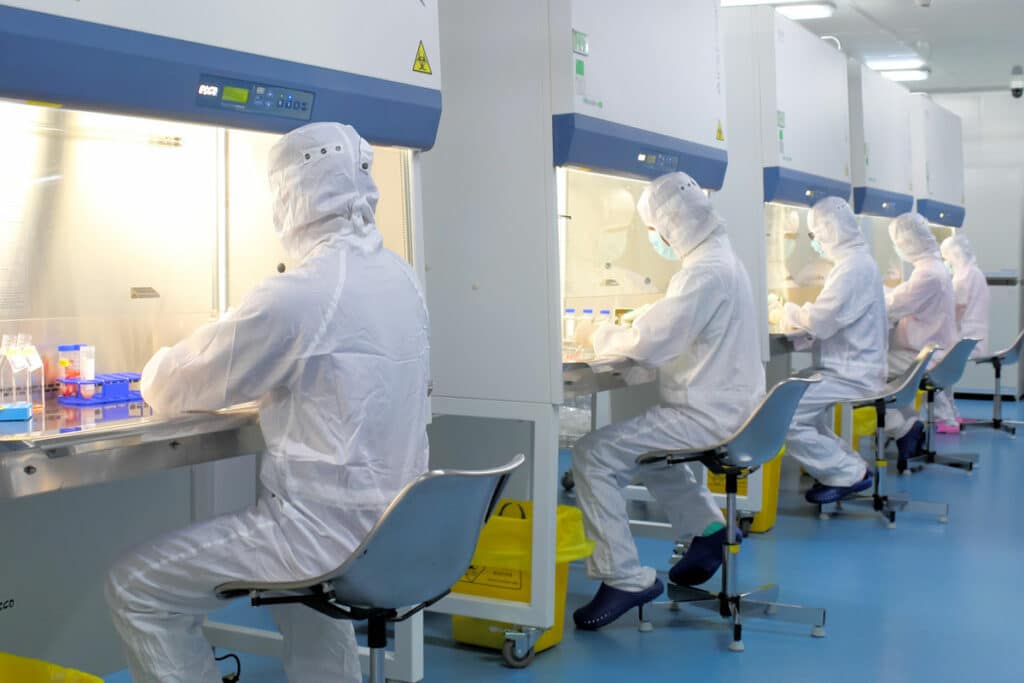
[637,376,826,653]
[215,454,525,683]
[914,338,981,474]
[966,328,1024,436]
[818,344,949,527]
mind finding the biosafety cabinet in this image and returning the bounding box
[849,63,916,289]
[0,2,440,679]
[719,6,852,352]
[422,0,726,662]
[912,96,966,230]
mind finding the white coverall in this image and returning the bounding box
[105,123,431,683]
[941,233,990,359]
[780,197,885,487]
[885,213,958,437]
[573,171,765,592]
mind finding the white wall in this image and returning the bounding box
[933,91,1024,394]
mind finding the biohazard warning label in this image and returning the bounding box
[413,41,433,75]
[716,120,725,142]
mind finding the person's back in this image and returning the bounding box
[255,240,430,551]
[656,232,764,428]
[942,233,990,357]
[107,122,428,683]
[815,249,888,392]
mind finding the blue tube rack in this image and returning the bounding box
[59,372,142,406]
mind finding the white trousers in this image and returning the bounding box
[105,494,361,683]
[784,378,868,487]
[886,349,923,439]
[572,404,726,592]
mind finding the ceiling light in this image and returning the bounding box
[776,2,836,19]
[866,57,926,71]
[879,68,931,82]
[720,1,837,20]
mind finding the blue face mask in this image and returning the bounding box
[808,233,826,259]
[648,229,678,260]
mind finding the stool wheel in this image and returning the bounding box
[502,640,535,669]
[811,625,827,638]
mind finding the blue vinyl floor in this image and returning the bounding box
[105,399,1023,682]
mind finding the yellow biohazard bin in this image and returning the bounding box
[0,652,102,682]
[834,404,879,453]
[451,500,594,656]
[706,448,784,534]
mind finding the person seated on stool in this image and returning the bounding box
[884,212,958,466]
[770,197,884,505]
[570,171,764,631]
[938,232,991,428]
[104,123,431,683]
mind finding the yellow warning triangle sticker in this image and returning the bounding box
[716,121,725,142]
[413,41,433,75]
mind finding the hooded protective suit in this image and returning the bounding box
[885,212,957,437]
[779,197,884,486]
[572,172,765,592]
[106,123,430,683]
[941,233,990,358]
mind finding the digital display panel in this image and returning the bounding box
[221,85,250,105]
[196,75,314,121]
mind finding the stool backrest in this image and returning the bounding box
[325,454,524,609]
[996,328,1024,366]
[928,338,980,390]
[723,377,818,468]
[888,344,937,409]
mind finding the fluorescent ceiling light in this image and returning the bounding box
[879,68,931,82]
[720,1,836,20]
[866,57,926,71]
[776,2,836,19]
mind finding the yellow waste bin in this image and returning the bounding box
[834,405,878,453]
[451,500,594,658]
[0,652,102,682]
[706,448,784,534]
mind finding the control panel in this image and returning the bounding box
[195,74,314,121]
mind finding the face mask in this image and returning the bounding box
[809,238,826,259]
[648,229,678,260]
[944,260,954,274]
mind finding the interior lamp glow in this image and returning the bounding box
[721,0,837,19]
[879,68,931,82]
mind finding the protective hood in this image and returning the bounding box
[268,122,381,260]
[807,197,866,262]
[637,171,723,259]
[889,212,940,264]
[940,233,976,272]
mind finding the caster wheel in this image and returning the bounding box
[887,521,896,530]
[938,515,949,524]
[728,640,745,653]
[900,470,912,478]
[560,470,575,492]
[811,626,827,638]
[966,470,975,478]
[668,601,681,612]
[639,621,654,633]
[764,604,778,616]
[818,512,831,521]
[739,517,754,535]
[501,640,536,669]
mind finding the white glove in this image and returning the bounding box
[767,294,784,326]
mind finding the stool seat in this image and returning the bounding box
[638,376,825,652]
[965,328,1024,436]
[817,344,948,527]
[916,339,981,474]
[215,454,525,683]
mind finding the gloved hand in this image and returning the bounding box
[767,294,784,327]
[783,301,803,329]
[575,320,597,349]
[621,304,654,326]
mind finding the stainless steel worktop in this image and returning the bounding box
[562,357,657,399]
[0,401,263,500]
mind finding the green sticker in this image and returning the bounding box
[575,59,585,76]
